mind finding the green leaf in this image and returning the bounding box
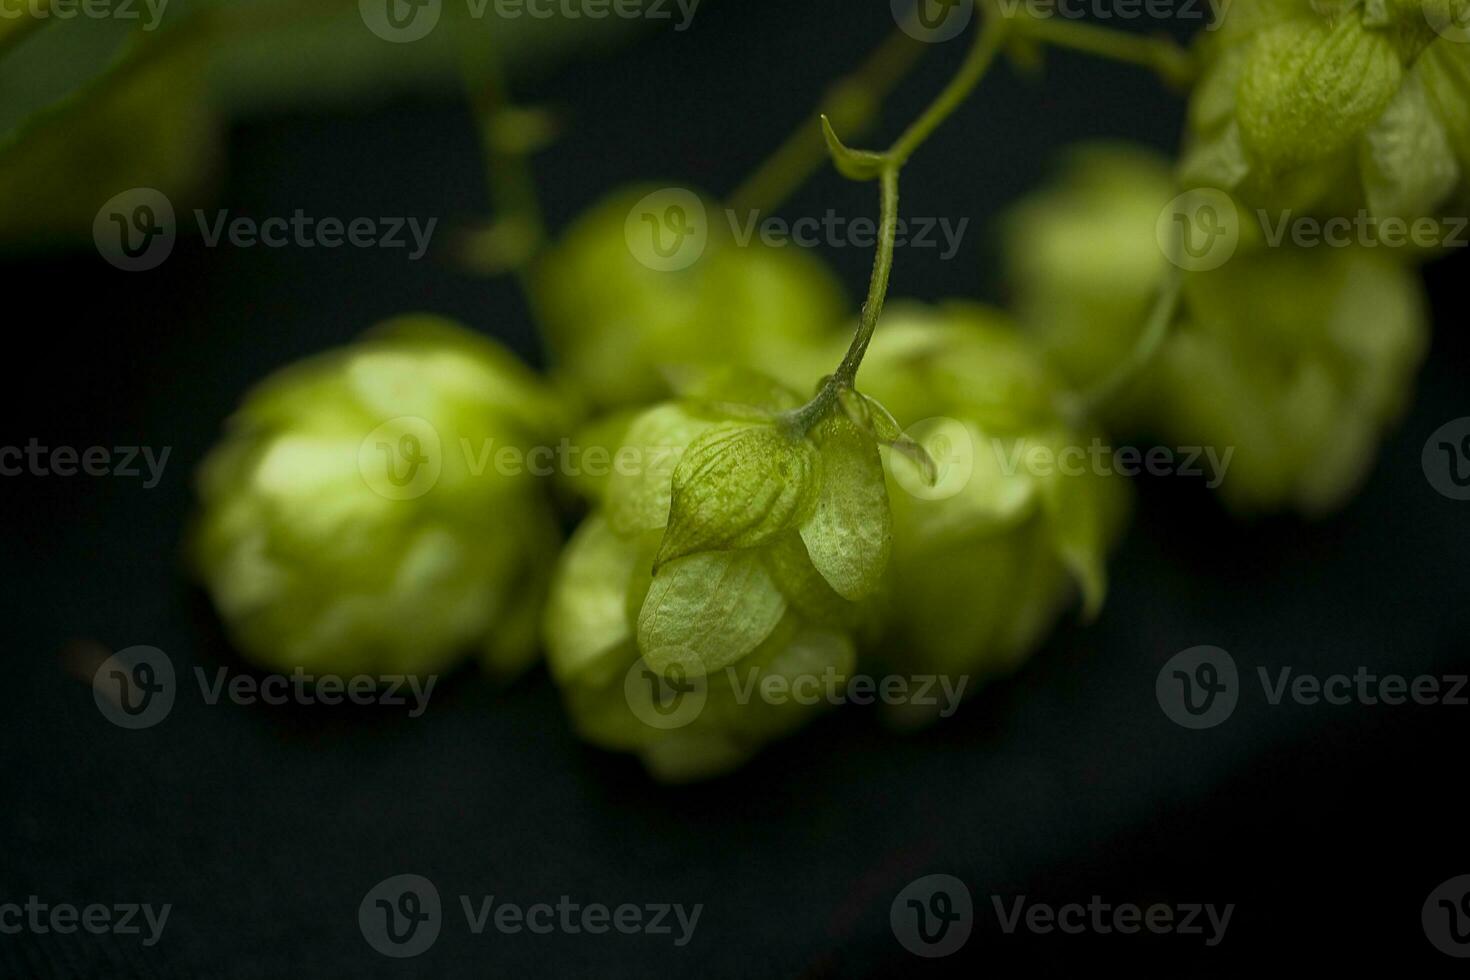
[654,422,817,570]
[605,404,713,536]
[682,366,804,417]
[638,549,787,677]
[1035,438,1131,617]
[1236,16,1402,174]
[838,387,939,487]
[1360,71,1460,221]
[761,530,861,628]
[798,416,891,601]
[543,514,643,687]
[820,114,887,181]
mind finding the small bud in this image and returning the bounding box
[654,422,819,570]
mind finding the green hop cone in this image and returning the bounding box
[851,303,1132,720]
[1153,245,1428,515]
[191,315,567,680]
[542,369,888,781]
[1005,144,1180,421]
[1182,0,1470,221]
[533,186,847,410]
[1006,144,1430,516]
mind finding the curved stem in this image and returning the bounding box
[788,9,1009,432]
[727,28,926,216]
[834,167,900,386]
[1005,13,1195,85]
[887,9,1011,167]
[1078,271,1183,417]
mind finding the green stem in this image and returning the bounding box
[1006,13,1195,85]
[887,9,1010,167]
[1078,272,1183,417]
[459,35,547,275]
[787,9,1009,432]
[727,28,926,216]
[833,167,900,386]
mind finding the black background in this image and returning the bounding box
[4,0,1469,975]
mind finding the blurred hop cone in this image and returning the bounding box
[852,303,1132,726]
[1006,143,1429,517]
[533,186,848,411]
[191,315,567,681]
[543,369,891,782]
[1180,0,1470,222]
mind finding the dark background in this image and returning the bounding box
[4,0,1469,975]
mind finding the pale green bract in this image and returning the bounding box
[533,186,846,411]
[543,371,889,781]
[1182,0,1470,219]
[850,303,1132,716]
[192,315,566,680]
[1005,144,1430,516]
